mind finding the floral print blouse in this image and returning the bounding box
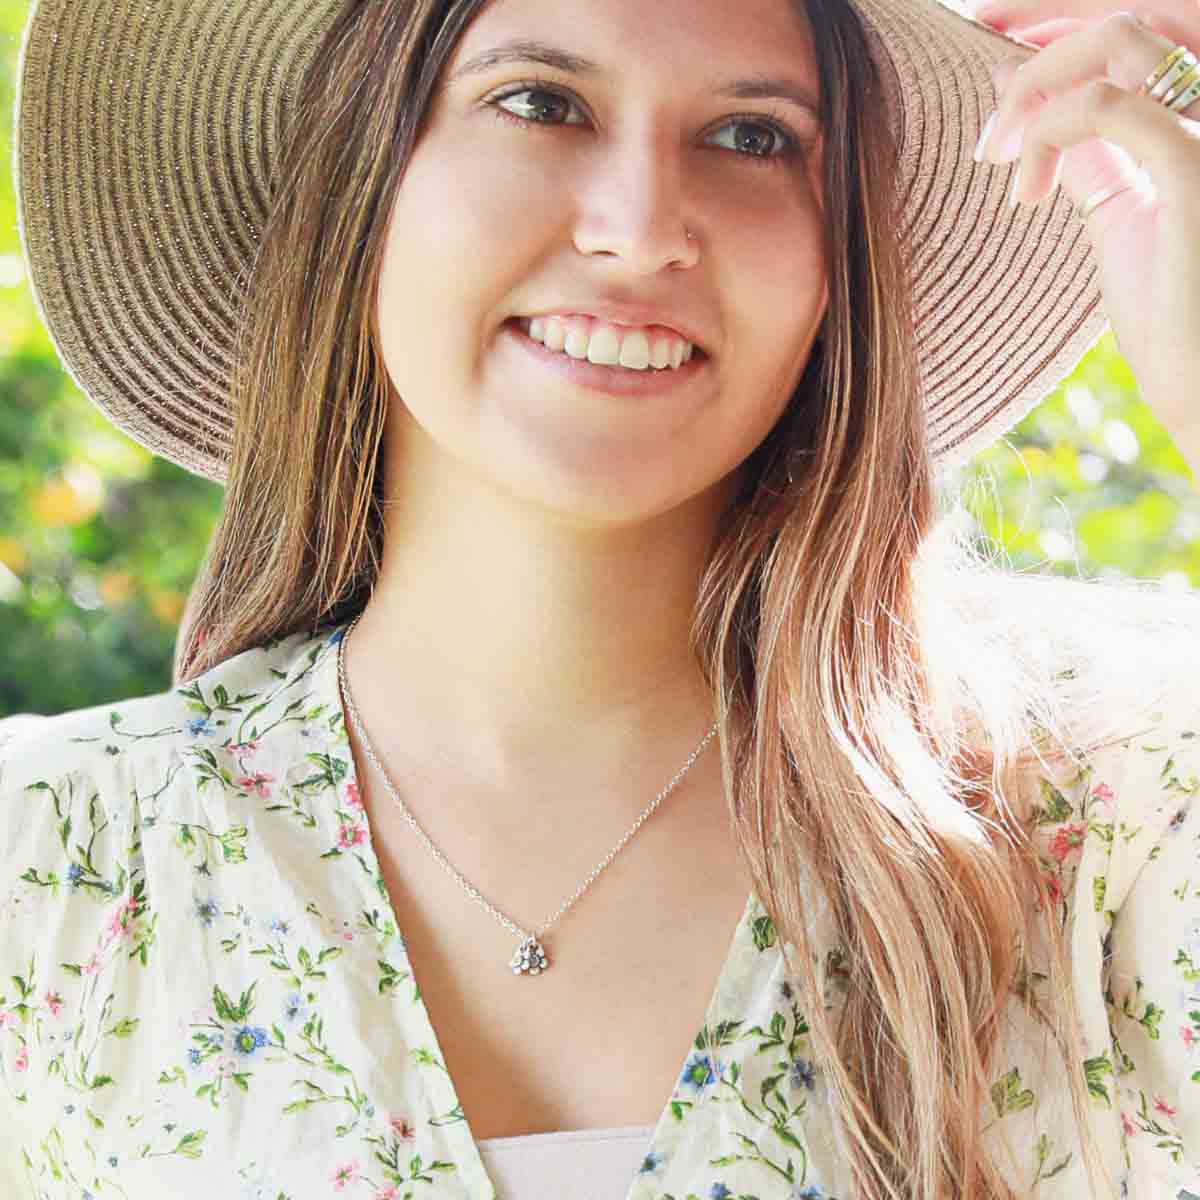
[0,620,1197,1200]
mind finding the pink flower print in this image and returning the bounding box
[1182,1025,1196,1051]
[338,822,368,851]
[389,1115,416,1139]
[1035,872,1062,913]
[376,1187,400,1200]
[14,1044,27,1072]
[1091,781,1114,807]
[229,739,261,756]
[1120,1110,1137,1138]
[82,951,103,977]
[0,1010,15,1030]
[345,779,365,811]
[1153,1096,1177,1118]
[105,896,139,942]
[1048,822,1087,864]
[176,1005,208,1037]
[237,771,276,799]
[44,990,63,1017]
[332,1159,361,1189]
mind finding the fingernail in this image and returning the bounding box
[993,122,1025,161]
[973,111,998,162]
[1007,161,1023,208]
[975,4,1011,28]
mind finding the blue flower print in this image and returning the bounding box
[789,1056,816,1091]
[66,862,83,889]
[195,896,219,927]
[792,1186,826,1199]
[187,1030,223,1068]
[708,1184,732,1200]
[679,1051,719,1094]
[283,991,307,1023]
[187,716,216,737]
[638,1149,666,1175]
[232,1025,270,1056]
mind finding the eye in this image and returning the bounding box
[488,83,588,129]
[484,81,803,168]
[706,113,798,167]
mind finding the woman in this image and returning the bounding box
[2,0,1199,1196]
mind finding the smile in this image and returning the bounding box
[504,318,712,400]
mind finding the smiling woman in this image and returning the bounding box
[5,0,1200,1199]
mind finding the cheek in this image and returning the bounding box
[375,146,522,391]
[729,207,826,362]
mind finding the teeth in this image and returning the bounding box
[522,316,695,371]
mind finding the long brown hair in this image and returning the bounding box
[173,1,1199,1195]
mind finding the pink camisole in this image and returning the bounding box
[476,1123,657,1198]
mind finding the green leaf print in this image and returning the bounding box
[1083,1052,1115,1105]
[1111,975,1164,1040]
[751,913,777,951]
[1033,779,1074,825]
[213,981,258,1023]
[1031,1131,1074,1184]
[1174,947,1200,984]
[172,1129,208,1159]
[991,1067,1035,1118]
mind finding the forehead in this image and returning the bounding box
[450,0,820,97]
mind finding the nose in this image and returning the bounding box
[571,127,702,273]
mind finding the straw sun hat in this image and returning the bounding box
[12,0,1111,485]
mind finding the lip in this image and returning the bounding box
[503,318,712,398]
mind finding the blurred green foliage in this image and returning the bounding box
[0,1,1195,717]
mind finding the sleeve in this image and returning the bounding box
[0,711,101,1193]
[1102,683,1200,1190]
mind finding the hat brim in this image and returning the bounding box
[13,0,1108,484]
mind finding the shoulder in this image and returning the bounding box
[0,622,340,799]
[1058,599,1200,914]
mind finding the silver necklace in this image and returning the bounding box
[335,613,719,977]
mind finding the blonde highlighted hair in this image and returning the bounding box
[174,1,1200,1195]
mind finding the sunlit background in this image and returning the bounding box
[1,0,1197,716]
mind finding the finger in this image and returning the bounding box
[979,11,1199,164]
[974,2,1200,53]
[1008,77,1200,215]
[996,17,1090,48]
[973,1,1120,29]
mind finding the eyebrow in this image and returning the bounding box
[449,38,821,121]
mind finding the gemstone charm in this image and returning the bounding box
[510,934,549,976]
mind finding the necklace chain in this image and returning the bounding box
[335,613,719,975]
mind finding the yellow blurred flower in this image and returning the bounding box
[0,537,29,574]
[98,570,138,606]
[148,588,186,625]
[31,466,104,528]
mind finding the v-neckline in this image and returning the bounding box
[318,621,761,1200]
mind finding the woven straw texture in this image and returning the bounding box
[12,0,1110,485]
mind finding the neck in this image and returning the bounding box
[339,464,735,802]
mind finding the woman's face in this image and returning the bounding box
[375,0,828,526]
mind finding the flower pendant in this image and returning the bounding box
[510,934,549,976]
